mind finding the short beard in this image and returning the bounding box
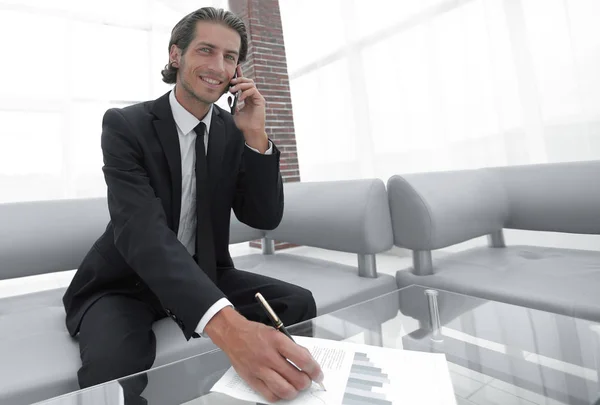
[179,76,215,106]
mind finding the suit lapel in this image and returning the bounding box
[151,92,183,234]
[207,106,227,197]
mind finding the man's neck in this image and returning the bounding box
[174,85,211,121]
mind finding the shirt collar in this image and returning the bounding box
[169,88,213,136]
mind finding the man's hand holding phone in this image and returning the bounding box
[228,65,269,153]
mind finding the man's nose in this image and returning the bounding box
[207,55,226,77]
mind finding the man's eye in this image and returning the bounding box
[226,55,235,60]
[199,48,210,53]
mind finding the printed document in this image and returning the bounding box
[210,336,456,404]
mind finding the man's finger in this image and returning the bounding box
[260,368,299,401]
[278,340,324,384]
[266,335,311,391]
[229,77,254,87]
[230,82,256,93]
[231,76,254,84]
[248,376,279,403]
[239,88,264,104]
[276,356,312,392]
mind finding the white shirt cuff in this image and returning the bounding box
[245,140,273,155]
[195,297,234,337]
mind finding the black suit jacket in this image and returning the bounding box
[62,91,284,340]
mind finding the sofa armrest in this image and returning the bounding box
[387,169,509,251]
[490,161,600,234]
[266,179,393,255]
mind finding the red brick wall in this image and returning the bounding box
[228,0,300,251]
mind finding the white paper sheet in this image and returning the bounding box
[210,336,457,404]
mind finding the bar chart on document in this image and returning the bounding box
[340,344,456,405]
[343,351,392,405]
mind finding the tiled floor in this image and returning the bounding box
[447,363,571,405]
[0,245,576,405]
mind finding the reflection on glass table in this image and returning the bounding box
[36,285,600,405]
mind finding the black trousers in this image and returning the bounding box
[76,268,317,404]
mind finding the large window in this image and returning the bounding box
[281,0,600,182]
[0,0,228,203]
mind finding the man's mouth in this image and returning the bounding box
[200,76,223,87]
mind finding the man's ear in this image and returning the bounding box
[169,45,181,68]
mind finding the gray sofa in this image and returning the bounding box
[388,160,600,322]
[0,178,398,405]
[4,159,599,404]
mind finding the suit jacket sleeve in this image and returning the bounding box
[101,108,226,340]
[232,138,284,230]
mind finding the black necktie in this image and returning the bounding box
[194,122,217,282]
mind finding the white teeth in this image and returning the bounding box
[201,77,220,85]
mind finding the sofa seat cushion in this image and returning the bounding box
[396,245,600,322]
[1,253,397,405]
[234,253,398,316]
[0,288,216,405]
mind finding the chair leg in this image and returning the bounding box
[363,324,384,347]
[487,230,506,248]
[413,250,433,275]
[262,237,275,255]
[358,254,377,278]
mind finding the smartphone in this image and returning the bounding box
[228,71,239,115]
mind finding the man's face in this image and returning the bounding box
[172,22,240,105]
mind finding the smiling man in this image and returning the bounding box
[62,7,323,405]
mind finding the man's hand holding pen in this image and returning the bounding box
[205,306,324,403]
[255,292,326,391]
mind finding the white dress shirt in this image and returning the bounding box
[168,89,272,336]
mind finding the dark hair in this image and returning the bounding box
[161,7,248,84]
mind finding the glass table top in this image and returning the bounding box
[37,285,600,405]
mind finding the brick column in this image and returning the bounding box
[229,0,300,251]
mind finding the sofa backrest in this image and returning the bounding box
[387,170,509,250]
[266,179,394,254]
[229,212,264,243]
[0,198,265,281]
[0,179,393,279]
[488,161,600,235]
[0,178,394,280]
[0,198,110,280]
[387,160,600,251]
